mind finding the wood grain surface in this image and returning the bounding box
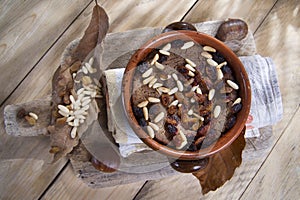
[0,0,299,199]
[0,0,92,105]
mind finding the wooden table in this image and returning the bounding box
[0,0,299,199]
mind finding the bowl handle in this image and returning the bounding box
[168,157,209,173]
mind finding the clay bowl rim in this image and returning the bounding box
[122,30,251,160]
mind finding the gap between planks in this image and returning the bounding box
[38,160,71,200]
[0,0,93,108]
[253,0,279,35]
[239,105,300,199]
[179,0,199,22]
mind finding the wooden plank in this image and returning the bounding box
[40,164,144,200]
[240,0,300,198]
[102,0,198,32]
[241,109,300,199]
[0,2,100,200]
[0,1,197,199]
[134,0,300,199]
[183,0,277,32]
[253,0,300,141]
[0,0,92,105]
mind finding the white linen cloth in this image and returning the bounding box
[104,55,283,157]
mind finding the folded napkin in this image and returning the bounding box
[104,55,283,157]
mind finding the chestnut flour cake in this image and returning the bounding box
[130,39,242,151]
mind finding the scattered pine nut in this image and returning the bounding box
[143,75,155,85]
[162,43,171,51]
[155,62,165,70]
[172,73,178,81]
[143,107,149,120]
[142,68,153,78]
[148,78,158,88]
[217,68,224,80]
[185,64,195,72]
[154,112,165,123]
[203,45,216,52]
[201,51,212,59]
[188,70,195,77]
[58,105,70,114]
[196,87,202,94]
[185,58,196,67]
[137,100,149,108]
[176,80,184,92]
[214,105,221,118]
[28,112,38,120]
[148,97,160,103]
[159,49,170,56]
[151,54,159,65]
[153,83,163,89]
[232,97,242,106]
[158,87,170,93]
[181,41,194,50]
[147,126,155,138]
[70,127,77,139]
[207,58,218,67]
[149,122,160,131]
[208,89,215,100]
[227,80,239,90]
[168,87,178,95]
[216,61,227,69]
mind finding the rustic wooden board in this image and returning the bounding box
[67,19,257,188]
[184,0,277,32]
[0,0,92,105]
[3,19,257,189]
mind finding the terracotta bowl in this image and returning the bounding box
[122,31,251,172]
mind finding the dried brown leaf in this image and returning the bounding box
[193,127,246,194]
[72,3,109,63]
[48,3,109,162]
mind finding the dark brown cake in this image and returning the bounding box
[130,39,242,151]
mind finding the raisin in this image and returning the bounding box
[222,65,232,75]
[17,108,27,119]
[203,114,212,125]
[195,93,207,104]
[133,106,144,118]
[231,103,242,114]
[137,61,149,73]
[225,115,236,130]
[212,51,226,63]
[138,118,147,127]
[187,143,198,151]
[177,66,188,74]
[161,94,170,107]
[157,54,168,63]
[166,124,178,135]
[168,106,177,115]
[166,115,179,126]
[197,123,210,137]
